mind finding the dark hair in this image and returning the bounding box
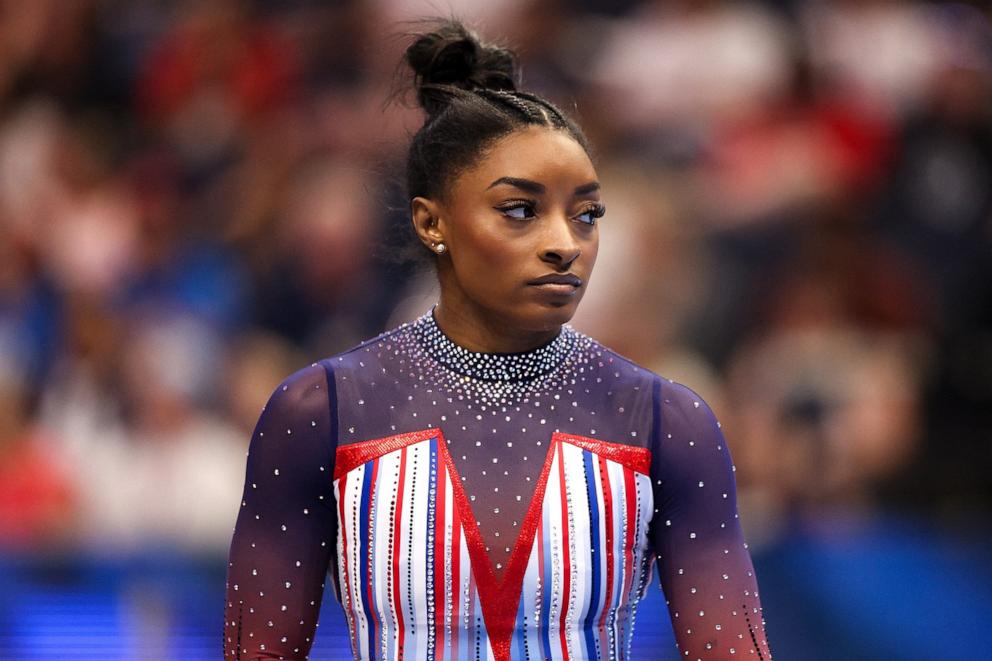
[403,20,590,203]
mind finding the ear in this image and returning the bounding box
[411,196,447,250]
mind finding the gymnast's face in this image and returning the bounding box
[413,125,603,336]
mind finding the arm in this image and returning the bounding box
[223,363,337,660]
[650,378,772,660]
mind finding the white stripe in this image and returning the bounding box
[339,463,371,660]
[633,473,654,601]
[561,442,589,658]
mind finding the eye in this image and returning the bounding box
[496,201,537,220]
[575,203,605,226]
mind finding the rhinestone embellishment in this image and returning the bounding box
[413,308,577,384]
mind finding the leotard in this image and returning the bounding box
[224,309,772,660]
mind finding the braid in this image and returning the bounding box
[476,88,576,128]
[514,91,569,127]
[475,88,540,123]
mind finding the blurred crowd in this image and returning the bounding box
[1,0,990,558]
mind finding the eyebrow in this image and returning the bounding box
[486,176,600,196]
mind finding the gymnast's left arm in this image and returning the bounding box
[648,377,773,660]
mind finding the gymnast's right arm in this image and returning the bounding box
[223,363,337,660]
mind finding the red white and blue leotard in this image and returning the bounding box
[224,308,773,660]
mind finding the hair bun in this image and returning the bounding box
[405,20,518,115]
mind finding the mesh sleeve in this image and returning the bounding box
[650,378,773,660]
[223,363,338,660]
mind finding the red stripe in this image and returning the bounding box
[557,440,572,661]
[336,428,438,479]
[392,447,408,659]
[337,474,359,659]
[434,454,446,661]
[553,433,651,475]
[597,456,615,652]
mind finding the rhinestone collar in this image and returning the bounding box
[413,307,576,383]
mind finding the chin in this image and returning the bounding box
[516,299,580,332]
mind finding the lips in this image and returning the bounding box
[527,273,583,287]
[527,273,583,299]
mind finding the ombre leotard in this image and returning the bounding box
[224,308,772,660]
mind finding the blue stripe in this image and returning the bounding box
[359,460,377,659]
[582,450,602,659]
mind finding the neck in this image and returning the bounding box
[433,293,560,355]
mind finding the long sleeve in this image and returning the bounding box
[223,363,338,660]
[649,378,772,660]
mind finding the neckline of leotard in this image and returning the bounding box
[412,306,576,384]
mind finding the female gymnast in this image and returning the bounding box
[224,19,773,661]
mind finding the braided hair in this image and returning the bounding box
[403,20,590,203]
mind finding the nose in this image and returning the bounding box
[540,215,581,270]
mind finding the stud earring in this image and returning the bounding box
[434,242,446,254]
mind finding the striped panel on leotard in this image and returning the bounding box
[333,429,653,661]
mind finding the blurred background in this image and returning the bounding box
[0,0,990,659]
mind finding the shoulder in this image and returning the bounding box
[657,379,718,420]
[575,329,720,429]
[262,362,333,423]
[574,329,659,393]
[317,318,417,374]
